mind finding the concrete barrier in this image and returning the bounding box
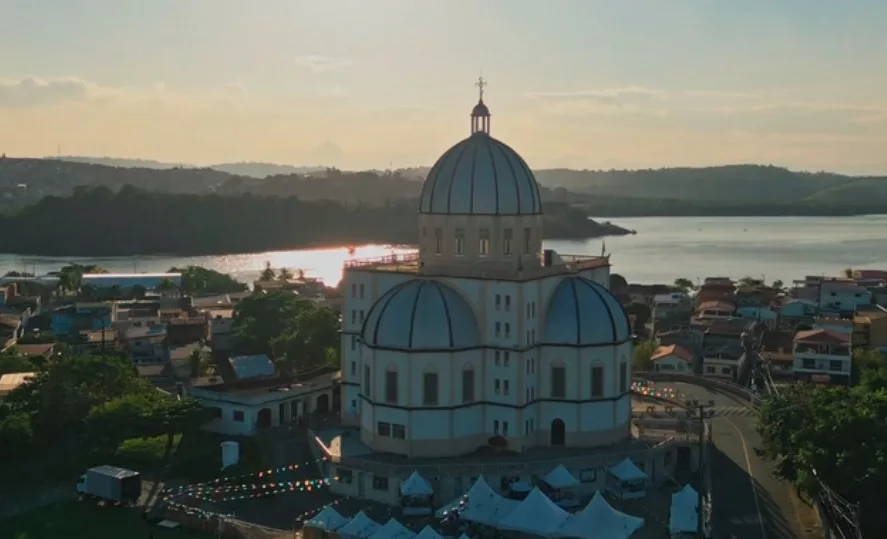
[634,371,762,408]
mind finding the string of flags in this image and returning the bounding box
[161,457,331,505]
[631,381,683,400]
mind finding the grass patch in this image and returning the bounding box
[5,501,208,539]
[167,431,264,483]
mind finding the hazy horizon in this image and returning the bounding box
[3,1,887,174]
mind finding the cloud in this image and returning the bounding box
[294,55,352,72]
[0,77,102,107]
[527,86,664,109]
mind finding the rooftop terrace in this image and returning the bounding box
[344,250,610,281]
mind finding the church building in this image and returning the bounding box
[338,79,635,460]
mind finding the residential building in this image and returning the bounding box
[120,325,168,364]
[695,301,736,319]
[819,279,872,315]
[760,329,794,379]
[81,272,183,291]
[186,370,335,436]
[51,303,114,339]
[853,309,887,349]
[695,278,736,308]
[793,329,852,385]
[701,344,745,380]
[10,343,56,359]
[652,293,692,335]
[737,305,777,325]
[651,344,694,373]
[657,329,703,357]
[166,317,209,346]
[779,299,819,321]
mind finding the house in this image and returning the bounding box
[652,293,692,335]
[0,371,35,398]
[695,278,736,307]
[185,369,336,436]
[651,344,694,373]
[819,280,872,315]
[120,324,168,364]
[227,354,276,380]
[51,303,114,339]
[853,309,887,349]
[793,329,852,386]
[737,305,777,325]
[196,307,236,352]
[701,344,745,380]
[657,328,703,356]
[166,317,209,346]
[169,342,211,379]
[779,299,819,320]
[760,329,794,379]
[10,343,56,359]
[695,301,736,319]
[627,284,673,306]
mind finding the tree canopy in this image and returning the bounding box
[632,340,656,371]
[756,382,887,535]
[169,265,248,295]
[0,350,206,461]
[233,291,340,374]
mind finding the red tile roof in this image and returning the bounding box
[697,301,735,312]
[652,344,694,363]
[794,329,850,344]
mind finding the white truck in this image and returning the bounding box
[76,465,142,505]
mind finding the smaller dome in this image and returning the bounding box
[542,276,632,346]
[472,101,490,117]
[361,279,481,351]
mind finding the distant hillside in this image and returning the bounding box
[53,156,324,178]
[4,157,887,212]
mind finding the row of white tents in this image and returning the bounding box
[435,476,645,539]
[305,507,468,539]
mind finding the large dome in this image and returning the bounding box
[541,276,632,346]
[418,133,542,216]
[361,279,481,351]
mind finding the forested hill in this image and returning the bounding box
[2,158,887,210]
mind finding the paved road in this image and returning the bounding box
[672,382,812,539]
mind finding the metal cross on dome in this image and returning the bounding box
[475,76,487,101]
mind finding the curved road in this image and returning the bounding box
[671,382,816,539]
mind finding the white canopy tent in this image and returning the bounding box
[304,506,349,531]
[368,519,416,539]
[606,458,650,500]
[435,476,503,518]
[543,464,580,489]
[338,511,382,539]
[497,487,571,537]
[413,526,445,539]
[400,471,433,497]
[669,485,699,536]
[555,491,644,539]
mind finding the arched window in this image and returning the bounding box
[551,362,566,398]
[423,366,439,406]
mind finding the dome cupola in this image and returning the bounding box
[541,276,632,346]
[418,78,542,216]
[361,279,481,351]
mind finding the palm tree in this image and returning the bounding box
[278,268,293,281]
[156,278,177,293]
[259,261,276,281]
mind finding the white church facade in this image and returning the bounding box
[339,80,633,459]
[318,81,687,505]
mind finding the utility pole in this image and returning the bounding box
[688,399,715,538]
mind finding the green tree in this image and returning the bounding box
[108,284,123,299]
[771,279,784,290]
[188,347,215,378]
[609,273,628,291]
[259,261,276,281]
[624,302,651,335]
[272,303,341,373]
[757,384,887,535]
[0,350,38,375]
[170,266,247,295]
[130,284,147,299]
[0,412,34,458]
[632,340,657,371]
[278,267,293,281]
[853,348,887,390]
[156,278,177,293]
[738,275,761,287]
[673,277,695,292]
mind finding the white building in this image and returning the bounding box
[338,84,634,460]
[792,328,851,386]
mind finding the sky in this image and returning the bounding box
[2,0,887,173]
